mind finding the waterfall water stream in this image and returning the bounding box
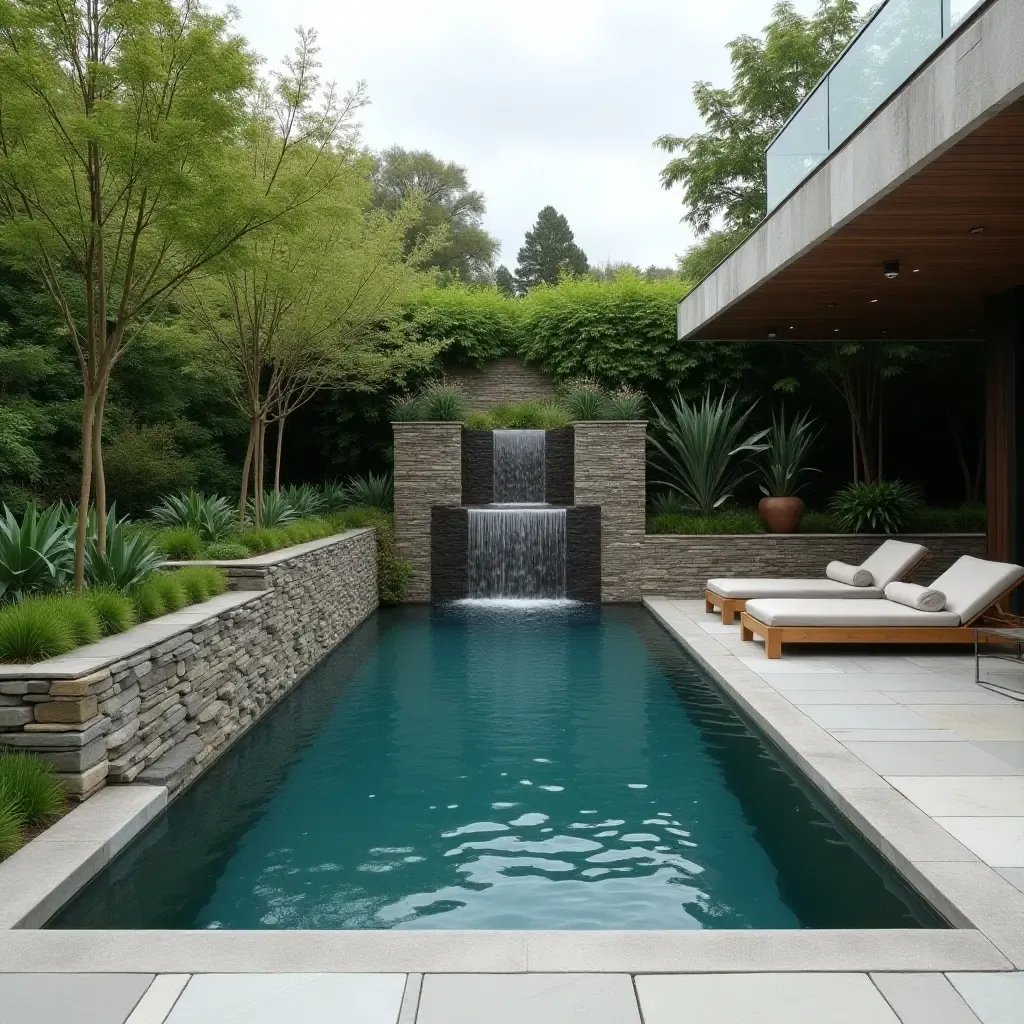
[493,429,546,504]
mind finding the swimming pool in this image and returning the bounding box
[53,603,940,930]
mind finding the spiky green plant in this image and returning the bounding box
[0,598,76,662]
[390,395,424,421]
[129,577,167,621]
[562,380,610,420]
[756,407,821,497]
[84,588,136,635]
[344,472,394,512]
[156,527,203,560]
[150,491,236,541]
[605,386,647,421]
[830,480,923,533]
[174,565,227,603]
[85,513,164,591]
[278,484,326,519]
[151,572,187,612]
[649,390,769,516]
[247,491,298,528]
[38,595,101,647]
[0,793,22,856]
[0,752,65,824]
[648,490,692,516]
[419,381,467,421]
[0,502,74,602]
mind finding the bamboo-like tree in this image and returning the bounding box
[0,0,320,586]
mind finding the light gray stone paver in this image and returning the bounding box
[870,973,983,1023]
[887,778,1024,817]
[910,706,1024,742]
[799,705,935,729]
[396,974,421,1024]
[947,972,1024,1024]
[0,973,153,1024]
[164,974,405,1024]
[636,973,900,1023]
[833,729,965,742]
[976,743,1024,772]
[787,690,897,704]
[125,976,190,1024]
[934,818,1024,868]
[846,742,1024,777]
[416,973,640,1024]
[997,868,1024,895]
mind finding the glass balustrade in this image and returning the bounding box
[765,0,981,211]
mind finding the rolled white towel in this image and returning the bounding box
[885,581,946,612]
[825,560,873,587]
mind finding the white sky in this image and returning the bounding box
[225,0,823,271]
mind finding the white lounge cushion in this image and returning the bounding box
[826,561,873,587]
[859,539,928,588]
[929,555,1024,624]
[745,598,961,628]
[707,578,882,600]
[885,581,946,612]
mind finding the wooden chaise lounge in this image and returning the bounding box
[739,555,1024,659]
[705,539,928,625]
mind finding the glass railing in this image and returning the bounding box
[766,0,978,210]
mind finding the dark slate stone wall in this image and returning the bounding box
[462,429,493,506]
[431,507,468,601]
[566,505,601,602]
[545,427,574,506]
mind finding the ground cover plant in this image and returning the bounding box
[0,752,66,858]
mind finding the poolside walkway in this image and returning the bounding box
[3,598,1024,1023]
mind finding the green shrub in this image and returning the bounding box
[830,480,922,533]
[84,588,136,635]
[800,511,841,533]
[282,522,313,545]
[342,472,394,511]
[0,599,76,662]
[151,572,187,612]
[464,409,494,429]
[329,508,411,604]
[907,504,987,533]
[239,528,281,554]
[390,395,424,421]
[129,577,167,621]
[39,595,101,647]
[0,502,73,601]
[279,484,326,519]
[150,490,236,541]
[562,380,609,421]
[648,490,692,516]
[85,512,165,591]
[175,565,227,603]
[0,751,65,824]
[203,541,250,560]
[157,527,203,560]
[605,386,647,421]
[647,510,764,535]
[0,794,22,856]
[419,381,467,421]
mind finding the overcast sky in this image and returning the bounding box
[225,0,822,272]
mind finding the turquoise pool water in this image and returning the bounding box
[54,604,940,930]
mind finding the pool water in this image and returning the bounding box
[54,604,940,930]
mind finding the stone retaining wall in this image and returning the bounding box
[0,530,377,801]
[446,357,556,408]
[642,533,988,598]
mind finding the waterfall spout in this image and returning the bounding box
[493,430,546,504]
[468,508,567,599]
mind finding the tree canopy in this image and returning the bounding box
[372,147,499,284]
[514,206,589,290]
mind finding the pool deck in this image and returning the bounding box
[2,597,1023,1022]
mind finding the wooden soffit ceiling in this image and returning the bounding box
[696,96,1024,342]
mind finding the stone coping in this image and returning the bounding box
[0,592,262,680]
[0,927,1009,974]
[390,421,648,426]
[166,528,374,569]
[0,786,166,929]
[643,598,1024,969]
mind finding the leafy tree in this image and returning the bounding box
[515,207,589,290]
[372,148,499,283]
[0,0,308,586]
[656,0,860,275]
[494,265,518,298]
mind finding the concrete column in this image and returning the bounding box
[393,422,463,602]
[573,421,647,601]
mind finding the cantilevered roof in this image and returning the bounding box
[677,0,1024,342]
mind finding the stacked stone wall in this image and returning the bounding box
[0,530,377,800]
[642,533,987,598]
[446,357,555,408]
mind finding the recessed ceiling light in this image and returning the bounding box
[825,302,837,308]
[833,328,839,333]
[789,326,795,331]
[767,327,778,338]
[883,260,900,279]
[870,298,879,303]
[881,329,889,336]
[969,226,985,235]
[912,268,920,273]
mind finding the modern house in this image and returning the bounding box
[676,0,1024,571]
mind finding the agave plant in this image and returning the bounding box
[830,480,923,533]
[344,472,394,511]
[649,390,769,516]
[150,491,236,542]
[247,491,298,527]
[85,511,165,591]
[0,503,74,602]
[648,490,691,516]
[757,407,821,497]
[279,484,326,519]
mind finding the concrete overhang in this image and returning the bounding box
[677,0,1024,342]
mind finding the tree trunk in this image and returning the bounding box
[92,386,108,552]
[75,387,99,591]
[274,414,286,494]
[239,420,257,529]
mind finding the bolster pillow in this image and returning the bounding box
[825,561,873,587]
[885,581,947,612]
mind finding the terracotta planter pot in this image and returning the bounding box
[758,496,805,534]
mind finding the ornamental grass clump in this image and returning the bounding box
[151,572,187,612]
[0,796,21,857]
[419,381,467,422]
[84,588,136,635]
[562,378,609,421]
[0,751,65,825]
[0,598,76,662]
[156,527,203,560]
[340,473,393,512]
[37,595,101,647]
[389,395,424,421]
[129,577,167,622]
[605,386,646,421]
[175,565,227,603]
